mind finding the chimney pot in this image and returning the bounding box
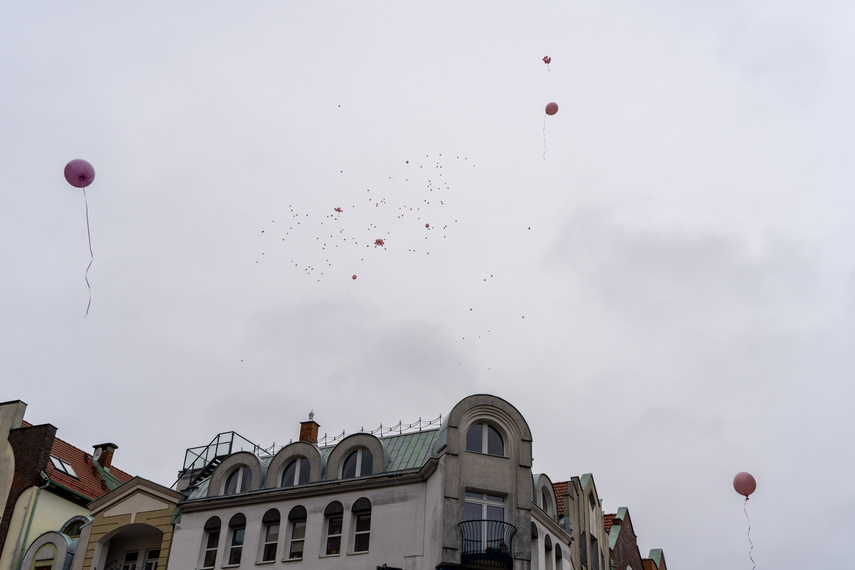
[299,413,320,445]
[93,442,118,469]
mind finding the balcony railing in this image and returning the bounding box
[458,520,517,569]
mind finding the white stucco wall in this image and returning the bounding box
[170,480,431,570]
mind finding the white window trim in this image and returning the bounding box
[260,521,279,563]
[223,466,251,495]
[227,526,245,566]
[466,423,505,456]
[323,515,344,556]
[120,550,139,570]
[200,529,219,569]
[351,512,371,554]
[143,548,160,570]
[281,457,308,487]
[50,456,78,478]
[342,448,372,478]
[286,518,306,560]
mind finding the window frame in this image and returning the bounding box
[120,551,139,570]
[465,422,505,456]
[260,509,280,563]
[49,456,78,478]
[351,497,372,554]
[226,514,246,566]
[323,501,345,556]
[341,448,373,479]
[324,515,343,556]
[201,528,220,569]
[223,465,252,495]
[281,456,310,487]
[464,491,507,552]
[143,549,160,570]
[288,519,306,560]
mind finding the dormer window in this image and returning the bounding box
[224,466,251,495]
[465,422,504,456]
[50,456,77,478]
[342,448,373,479]
[281,457,310,487]
[542,488,553,517]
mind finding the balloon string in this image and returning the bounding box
[82,187,93,318]
[744,497,755,570]
[543,115,547,161]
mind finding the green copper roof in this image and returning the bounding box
[317,429,440,472]
[383,429,440,471]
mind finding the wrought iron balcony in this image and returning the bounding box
[458,520,517,569]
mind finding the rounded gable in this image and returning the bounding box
[264,441,324,488]
[324,433,387,480]
[207,451,265,497]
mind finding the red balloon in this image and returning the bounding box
[545,102,559,116]
[352,275,357,280]
[64,159,95,188]
[733,472,756,497]
[542,56,551,64]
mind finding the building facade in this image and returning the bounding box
[167,394,607,570]
[0,400,132,570]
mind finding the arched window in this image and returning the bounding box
[342,448,373,479]
[61,516,89,538]
[541,488,553,517]
[530,522,539,570]
[224,465,251,495]
[544,535,553,570]
[227,513,246,565]
[465,422,504,456]
[352,498,372,553]
[281,457,310,487]
[201,516,221,569]
[287,506,307,560]
[324,501,344,555]
[260,509,280,562]
[555,544,563,570]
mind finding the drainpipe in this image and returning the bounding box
[15,471,50,570]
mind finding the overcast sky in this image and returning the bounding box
[3,1,854,567]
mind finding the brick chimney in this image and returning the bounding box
[93,442,118,469]
[299,412,319,444]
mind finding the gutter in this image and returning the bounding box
[15,471,50,570]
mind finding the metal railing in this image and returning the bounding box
[458,520,517,569]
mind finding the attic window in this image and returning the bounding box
[50,456,77,478]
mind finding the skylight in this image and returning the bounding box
[50,456,78,478]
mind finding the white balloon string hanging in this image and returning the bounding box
[63,159,96,318]
[82,187,94,318]
[744,497,755,570]
[543,115,547,161]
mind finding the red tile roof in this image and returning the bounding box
[22,420,133,501]
[552,481,569,516]
[604,513,616,534]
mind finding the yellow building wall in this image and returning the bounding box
[0,487,89,570]
[82,491,176,570]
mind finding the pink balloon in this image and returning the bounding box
[545,102,559,116]
[64,159,95,188]
[733,472,756,497]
